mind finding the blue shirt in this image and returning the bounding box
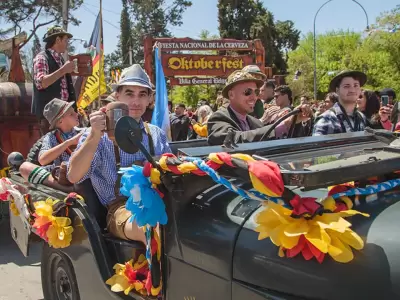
[70,121,171,206]
[39,129,79,171]
[313,102,367,136]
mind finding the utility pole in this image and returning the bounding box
[129,43,133,65]
[98,0,103,107]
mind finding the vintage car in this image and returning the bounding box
[4,119,400,300]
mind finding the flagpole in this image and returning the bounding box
[98,0,103,108]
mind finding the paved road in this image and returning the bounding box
[0,214,43,300]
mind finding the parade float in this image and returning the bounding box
[1,112,400,299]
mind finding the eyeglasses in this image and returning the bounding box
[243,88,260,97]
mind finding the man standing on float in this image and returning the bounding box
[32,26,77,135]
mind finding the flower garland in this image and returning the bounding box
[107,151,400,297]
[141,153,374,264]
[32,193,84,248]
[106,165,164,296]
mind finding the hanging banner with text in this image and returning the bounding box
[162,54,253,77]
[156,38,253,51]
[169,77,227,86]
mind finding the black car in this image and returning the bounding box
[6,128,400,300]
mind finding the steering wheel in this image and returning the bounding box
[258,108,301,142]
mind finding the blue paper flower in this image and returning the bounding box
[119,165,168,227]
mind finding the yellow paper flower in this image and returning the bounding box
[255,201,369,263]
[106,254,150,296]
[46,217,74,249]
[34,198,59,220]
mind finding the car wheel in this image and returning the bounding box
[41,243,81,300]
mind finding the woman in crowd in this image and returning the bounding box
[357,90,392,130]
[191,105,213,138]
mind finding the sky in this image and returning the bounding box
[2,0,399,55]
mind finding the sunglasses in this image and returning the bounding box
[243,88,260,97]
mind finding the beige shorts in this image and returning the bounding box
[106,199,132,240]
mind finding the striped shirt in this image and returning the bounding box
[71,121,171,206]
[39,129,79,171]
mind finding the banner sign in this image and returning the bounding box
[169,77,227,86]
[162,54,253,77]
[156,38,252,51]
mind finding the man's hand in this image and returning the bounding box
[89,110,107,135]
[283,104,312,128]
[66,132,83,147]
[62,60,75,74]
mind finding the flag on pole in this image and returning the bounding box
[151,47,171,141]
[75,12,107,108]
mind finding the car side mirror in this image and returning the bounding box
[115,116,143,154]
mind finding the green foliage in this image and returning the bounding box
[128,0,192,64]
[120,0,132,68]
[287,11,400,100]
[170,84,221,107]
[0,0,83,49]
[217,0,300,73]
[105,0,191,71]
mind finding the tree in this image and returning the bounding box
[127,0,192,64]
[217,0,300,73]
[286,28,400,99]
[120,0,132,67]
[0,0,83,49]
[105,0,191,72]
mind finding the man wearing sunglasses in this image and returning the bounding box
[242,65,267,119]
[207,70,311,146]
[260,85,293,125]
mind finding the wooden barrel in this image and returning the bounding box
[0,82,33,116]
[0,82,40,169]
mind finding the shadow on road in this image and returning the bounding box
[0,216,44,300]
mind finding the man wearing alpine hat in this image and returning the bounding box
[207,70,311,146]
[313,70,369,136]
[19,98,81,192]
[68,64,171,244]
[242,65,267,118]
[32,25,77,135]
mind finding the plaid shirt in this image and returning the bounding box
[71,121,171,206]
[33,49,69,101]
[39,129,79,171]
[313,102,367,136]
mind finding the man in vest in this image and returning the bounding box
[32,26,77,135]
[68,64,171,244]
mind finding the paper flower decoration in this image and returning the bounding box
[119,165,167,227]
[255,200,369,263]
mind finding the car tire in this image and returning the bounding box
[26,135,45,165]
[41,243,81,300]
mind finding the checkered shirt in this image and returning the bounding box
[33,49,69,101]
[313,102,367,136]
[39,129,79,171]
[72,121,171,206]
